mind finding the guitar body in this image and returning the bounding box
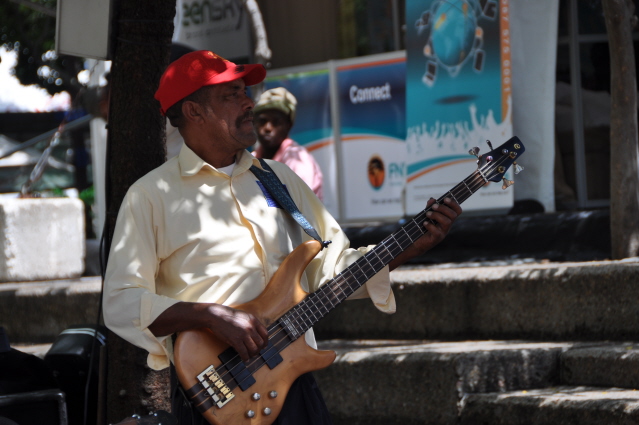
[174,240,337,425]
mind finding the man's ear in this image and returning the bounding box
[182,101,206,124]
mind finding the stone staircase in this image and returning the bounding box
[3,208,639,424]
[309,259,639,425]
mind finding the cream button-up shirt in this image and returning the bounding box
[103,145,395,370]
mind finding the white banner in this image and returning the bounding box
[172,0,252,61]
[510,0,559,212]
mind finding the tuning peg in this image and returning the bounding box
[486,140,494,150]
[502,177,514,190]
[513,162,524,174]
[468,147,480,158]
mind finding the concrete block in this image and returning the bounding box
[0,198,85,282]
[460,386,639,425]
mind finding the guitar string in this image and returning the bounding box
[210,155,509,392]
[214,166,496,392]
[206,151,515,393]
[212,172,485,390]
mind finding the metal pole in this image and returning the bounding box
[0,114,93,160]
[568,0,589,207]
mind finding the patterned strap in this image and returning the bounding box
[250,158,331,249]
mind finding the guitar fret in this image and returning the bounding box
[326,278,345,303]
[299,306,314,327]
[400,226,415,243]
[387,234,402,252]
[323,283,340,307]
[358,257,373,277]
[365,253,384,274]
[461,180,473,198]
[448,190,460,204]
[309,295,325,318]
[373,245,393,264]
[314,293,331,315]
[392,232,411,252]
[303,301,319,324]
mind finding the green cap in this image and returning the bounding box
[254,87,297,124]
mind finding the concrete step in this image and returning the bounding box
[313,339,639,425]
[561,342,639,389]
[460,386,639,425]
[313,339,574,425]
[2,258,639,344]
[0,276,101,343]
[345,208,611,264]
[315,258,639,342]
[11,337,639,424]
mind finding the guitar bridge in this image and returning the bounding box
[197,365,235,408]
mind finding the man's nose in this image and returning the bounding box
[244,92,255,109]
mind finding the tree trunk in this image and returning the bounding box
[602,0,639,259]
[102,0,176,423]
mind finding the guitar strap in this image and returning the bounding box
[250,158,331,250]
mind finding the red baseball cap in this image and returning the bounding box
[154,50,266,115]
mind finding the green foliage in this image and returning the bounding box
[79,185,94,206]
[0,0,85,97]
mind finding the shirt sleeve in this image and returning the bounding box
[103,184,179,370]
[266,161,396,314]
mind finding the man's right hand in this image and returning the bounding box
[202,304,269,361]
[148,301,269,361]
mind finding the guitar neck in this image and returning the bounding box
[277,168,488,340]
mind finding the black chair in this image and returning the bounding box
[0,389,68,425]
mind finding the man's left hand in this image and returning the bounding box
[389,197,462,270]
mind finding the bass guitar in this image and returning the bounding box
[174,136,526,424]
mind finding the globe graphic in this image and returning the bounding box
[430,0,477,67]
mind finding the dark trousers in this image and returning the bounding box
[170,365,333,425]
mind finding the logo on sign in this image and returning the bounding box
[367,156,385,190]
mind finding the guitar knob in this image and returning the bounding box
[246,410,256,418]
[263,407,272,416]
[269,391,278,398]
[251,393,261,401]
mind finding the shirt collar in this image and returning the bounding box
[178,144,262,177]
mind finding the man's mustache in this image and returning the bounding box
[236,111,254,128]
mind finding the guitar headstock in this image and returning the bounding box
[469,136,525,189]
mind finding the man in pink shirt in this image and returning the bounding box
[253,87,324,200]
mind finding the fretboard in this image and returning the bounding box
[276,168,488,341]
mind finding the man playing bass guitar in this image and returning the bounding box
[103,50,462,425]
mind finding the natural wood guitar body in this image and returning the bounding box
[173,240,336,425]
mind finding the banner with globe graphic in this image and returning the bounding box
[405,0,514,214]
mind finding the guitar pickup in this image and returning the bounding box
[260,339,283,369]
[197,365,235,408]
[219,347,257,391]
